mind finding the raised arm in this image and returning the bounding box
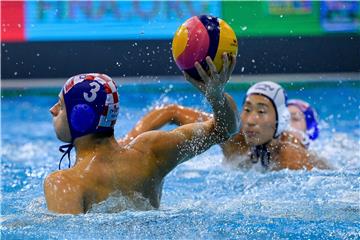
[180,54,239,144]
[119,105,211,145]
[134,53,239,176]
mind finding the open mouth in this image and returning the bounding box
[244,131,258,138]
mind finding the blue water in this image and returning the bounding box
[1,80,360,239]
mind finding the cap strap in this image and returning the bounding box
[58,143,74,170]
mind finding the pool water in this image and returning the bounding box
[1,80,360,239]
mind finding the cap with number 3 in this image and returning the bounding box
[62,73,119,141]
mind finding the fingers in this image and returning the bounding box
[220,53,236,81]
[228,54,237,76]
[220,53,230,81]
[194,61,210,84]
[205,56,217,78]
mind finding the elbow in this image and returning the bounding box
[164,104,177,111]
[166,104,179,116]
[167,104,185,125]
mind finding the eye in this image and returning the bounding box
[258,109,266,114]
[244,107,251,113]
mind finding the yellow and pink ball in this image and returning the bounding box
[172,15,238,80]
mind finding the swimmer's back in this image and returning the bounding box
[45,132,166,213]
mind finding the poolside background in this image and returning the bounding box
[2,1,359,80]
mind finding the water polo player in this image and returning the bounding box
[45,55,238,214]
[287,99,320,148]
[122,81,330,170]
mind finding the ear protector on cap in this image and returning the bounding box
[59,73,119,170]
[70,104,96,133]
[62,73,119,142]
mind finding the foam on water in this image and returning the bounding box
[1,82,359,239]
[88,191,155,213]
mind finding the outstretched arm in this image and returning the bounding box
[180,54,239,144]
[134,53,239,176]
[119,105,211,145]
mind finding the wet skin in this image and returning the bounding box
[44,54,239,214]
[124,94,318,170]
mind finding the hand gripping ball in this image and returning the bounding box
[172,15,238,81]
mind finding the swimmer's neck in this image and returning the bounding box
[73,134,118,161]
[251,138,279,151]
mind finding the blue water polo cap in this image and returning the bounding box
[62,73,119,141]
[288,99,319,141]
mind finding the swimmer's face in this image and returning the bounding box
[241,94,276,146]
[49,93,71,142]
[288,105,306,133]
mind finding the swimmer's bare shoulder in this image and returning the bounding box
[281,131,306,147]
[122,131,167,176]
[274,132,313,170]
[278,132,331,170]
[44,170,85,214]
[44,156,154,214]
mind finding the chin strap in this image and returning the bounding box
[59,143,74,170]
[250,143,271,168]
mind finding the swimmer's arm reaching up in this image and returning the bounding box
[134,54,239,176]
[118,104,211,145]
[120,92,237,146]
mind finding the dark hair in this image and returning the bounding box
[93,129,114,139]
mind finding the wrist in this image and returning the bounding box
[207,90,225,105]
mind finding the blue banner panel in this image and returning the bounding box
[320,1,360,32]
[25,1,221,41]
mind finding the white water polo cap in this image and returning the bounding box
[246,81,290,138]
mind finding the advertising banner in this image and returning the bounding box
[2,1,221,42]
[320,1,360,32]
[1,1,359,42]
